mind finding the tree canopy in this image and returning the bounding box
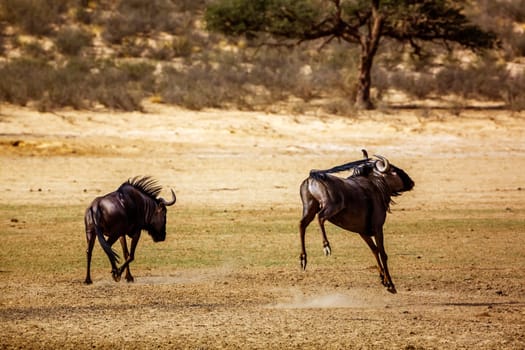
[206,0,497,109]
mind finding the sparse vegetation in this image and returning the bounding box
[0,0,523,112]
[102,0,180,44]
[0,58,154,111]
[0,0,68,36]
[54,26,92,56]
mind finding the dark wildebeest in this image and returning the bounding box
[299,151,414,293]
[84,176,176,284]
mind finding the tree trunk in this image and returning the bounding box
[354,0,383,110]
[355,54,374,110]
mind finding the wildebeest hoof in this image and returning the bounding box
[323,245,331,256]
[112,271,121,282]
[387,285,397,294]
[125,276,134,283]
[84,278,93,285]
[300,255,307,271]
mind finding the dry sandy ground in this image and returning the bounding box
[0,103,524,349]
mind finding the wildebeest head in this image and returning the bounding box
[371,154,414,195]
[147,189,176,242]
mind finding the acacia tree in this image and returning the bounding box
[206,0,496,109]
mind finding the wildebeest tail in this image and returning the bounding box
[309,170,327,180]
[89,207,121,264]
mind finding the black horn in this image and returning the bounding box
[161,189,177,206]
[374,154,390,173]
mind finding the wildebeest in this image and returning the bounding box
[299,151,414,293]
[84,176,176,284]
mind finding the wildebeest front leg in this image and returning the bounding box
[96,229,121,282]
[119,236,134,282]
[317,203,344,256]
[116,232,141,281]
[375,231,396,293]
[318,216,332,256]
[359,234,386,284]
[360,233,396,293]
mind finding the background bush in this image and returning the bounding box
[0,0,68,36]
[0,0,523,112]
[102,0,180,44]
[55,27,92,56]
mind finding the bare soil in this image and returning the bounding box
[1,103,524,349]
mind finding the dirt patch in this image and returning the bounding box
[1,103,524,349]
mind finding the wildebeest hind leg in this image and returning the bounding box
[84,229,96,284]
[299,204,318,270]
[119,236,134,282]
[299,181,319,270]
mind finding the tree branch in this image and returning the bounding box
[318,34,337,50]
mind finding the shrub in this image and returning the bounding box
[434,60,508,102]
[75,6,92,25]
[117,38,149,58]
[509,32,525,57]
[147,42,175,61]
[470,0,525,60]
[21,41,52,60]
[87,62,145,111]
[0,58,50,105]
[102,0,179,44]
[0,0,68,36]
[0,23,4,56]
[502,73,525,111]
[172,37,193,58]
[380,70,435,100]
[102,13,136,45]
[0,57,150,111]
[119,61,156,93]
[173,0,207,12]
[55,27,93,56]
[322,98,356,116]
[159,64,232,110]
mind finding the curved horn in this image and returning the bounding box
[361,149,369,159]
[374,154,390,173]
[161,189,176,206]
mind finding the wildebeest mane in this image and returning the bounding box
[348,163,373,178]
[367,171,394,211]
[120,176,162,199]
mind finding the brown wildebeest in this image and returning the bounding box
[84,176,176,284]
[299,152,414,293]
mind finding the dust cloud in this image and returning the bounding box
[271,289,390,309]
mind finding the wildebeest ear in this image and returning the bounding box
[156,203,166,212]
